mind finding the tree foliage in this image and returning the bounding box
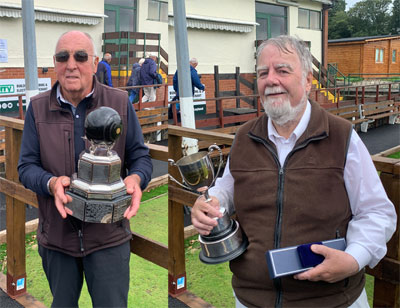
[329,0,396,39]
[390,0,400,34]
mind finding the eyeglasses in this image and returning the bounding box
[54,51,95,63]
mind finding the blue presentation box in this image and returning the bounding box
[265,238,346,279]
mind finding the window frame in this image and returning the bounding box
[298,8,321,30]
[147,0,168,22]
[392,49,397,63]
[255,2,287,40]
[375,48,384,63]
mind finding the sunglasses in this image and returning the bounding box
[55,51,95,63]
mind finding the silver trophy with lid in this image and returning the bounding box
[169,145,248,264]
[65,106,131,223]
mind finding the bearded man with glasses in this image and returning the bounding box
[18,31,152,307]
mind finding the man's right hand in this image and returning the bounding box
[49,176,73,219]
[191,196,223,235]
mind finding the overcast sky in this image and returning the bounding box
[345,0,361,10]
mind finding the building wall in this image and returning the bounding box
[362,39,400,76]
[289,1,324,63]
[327,43,362,76]
[389,39,400,74]
[168,0,257,74]
[0,0,105,87]
[136,0,168,59]
[167,0,325,113]
[328,38,400,77]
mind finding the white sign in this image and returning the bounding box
[167,85,206,105]
[0,78,51,112]
[0,39,7,63]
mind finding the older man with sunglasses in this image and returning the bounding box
[18,31,152,307]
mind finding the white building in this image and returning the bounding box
[168,0,331,74]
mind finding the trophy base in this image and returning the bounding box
[198,220,249,265]
[65,191,131,223]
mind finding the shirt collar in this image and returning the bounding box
[268,100,311,143]
[56,83,94,106]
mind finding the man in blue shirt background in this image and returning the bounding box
[170,58,205,120]
[95,52,113,87]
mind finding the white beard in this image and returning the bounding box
[262,86,307,126]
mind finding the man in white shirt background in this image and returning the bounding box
[191,35,397,308]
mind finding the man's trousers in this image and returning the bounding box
[38,241,130,308]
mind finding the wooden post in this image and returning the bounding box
[138,87,143,110]
[168,131,187,296]
[235,67,240,108]
[18,96,24,120]
[253,74,258,108]
[163,84,168,107]
[369,148,400,307]
[376,85,380,102]
[214,65,220,115]
[5,127,27,298]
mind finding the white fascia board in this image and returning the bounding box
[0,3,105,25]
[168,13,258,33]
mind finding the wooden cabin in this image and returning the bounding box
[328,35,400,77]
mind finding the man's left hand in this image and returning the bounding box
[294,244,359,283]
[123,174,142,219]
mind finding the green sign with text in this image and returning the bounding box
[0,85,15,94]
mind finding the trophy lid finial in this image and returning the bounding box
[85,107,123,145]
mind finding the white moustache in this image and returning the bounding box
[264,87,287,96]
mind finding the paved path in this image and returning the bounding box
[358,123,399,155]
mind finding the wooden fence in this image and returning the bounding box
[168,125,400,307]
[0,115,168,304]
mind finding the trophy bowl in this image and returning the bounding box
[198,207,249,264]
[169,145,248,264]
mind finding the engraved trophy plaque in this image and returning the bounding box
[65,107,131,223]
[169,145,248,264]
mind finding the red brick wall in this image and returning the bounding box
[0,67,57,85]
[167,72,257,114]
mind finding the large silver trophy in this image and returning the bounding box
[169,145,248,264]
[65,107,131,223]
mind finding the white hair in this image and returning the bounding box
[189,58,198,65]
[256,35,312,80]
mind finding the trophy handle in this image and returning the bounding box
[207,144,223,188]
[168,159,193,191]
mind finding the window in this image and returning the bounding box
[148,0,168,22]
[256,2,287,40]
[298,9,321,30]
[393,50,397,63]
[104,0,137,33]
[375,48,384,63]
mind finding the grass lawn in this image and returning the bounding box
[388,150,400,159]
[185,235,375,308]
[0,181,379,307]
[1,186,168,308]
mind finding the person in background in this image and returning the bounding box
[140,53,157,102]
[18,31,152,308]
[170,58,205,120]
[191,35,396,308]
[127,58,145,103]
[95,52,113,87]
